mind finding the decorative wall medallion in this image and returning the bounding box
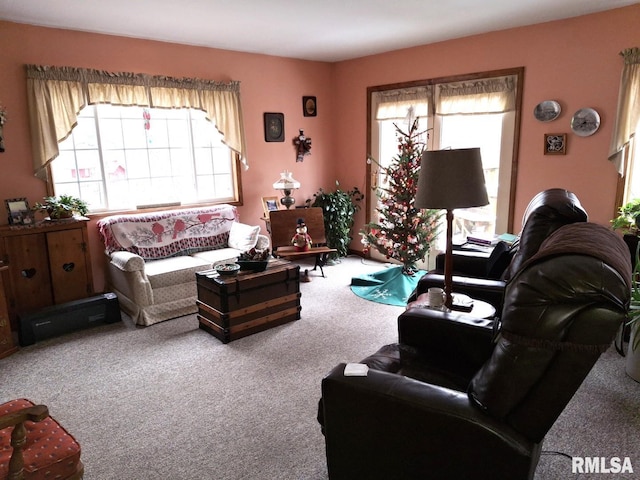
[570,108,600,137]
[533,100,561,122]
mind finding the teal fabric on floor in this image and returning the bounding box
[351,265,426,307]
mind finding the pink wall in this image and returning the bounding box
[0,21,334,290]
[1,5,639,291]
[332,4,640,246]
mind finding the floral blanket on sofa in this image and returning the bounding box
[97,205,238,260]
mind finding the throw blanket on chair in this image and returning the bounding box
[521,222,632,290]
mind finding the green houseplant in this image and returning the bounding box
[626,243,640,382]
[612,199,640,288]
[611,198,640,234]
[306,182,364,259]
[33,195,89,220]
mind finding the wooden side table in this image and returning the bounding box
[0,218,94,327]
[0,264,18,358]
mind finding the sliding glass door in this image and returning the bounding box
[366,68,523,267]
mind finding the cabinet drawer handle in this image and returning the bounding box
[21,268,36,278]
[63,262,75,272]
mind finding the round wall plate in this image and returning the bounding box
[570,108,600,137]
[533,100,561,122]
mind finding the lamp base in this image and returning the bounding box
[279,189,295,209]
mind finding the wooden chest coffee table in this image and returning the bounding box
[196,258,301,343]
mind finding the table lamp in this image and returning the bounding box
[415,148,489,309]
[273,170,301,209]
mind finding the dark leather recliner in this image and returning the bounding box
[319,222,630,480]
[408,188,588,312]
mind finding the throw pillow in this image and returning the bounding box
[228,222,260,251]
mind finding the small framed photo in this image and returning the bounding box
[303,96,317,117]
[544,133,567,155]
[264,113,285,142]
[262,196,280,217]
[5,197,33,225]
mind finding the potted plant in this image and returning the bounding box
[306,182,364,259]
[611,198,640,234]
[33,195,89,220]
[612,198,640,268]
[626,243,640,382]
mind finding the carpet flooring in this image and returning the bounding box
[1,256,639,479]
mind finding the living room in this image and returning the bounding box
[1,2,640,479]
[0,4,637,289]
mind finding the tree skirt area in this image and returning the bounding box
[351,264,425,306]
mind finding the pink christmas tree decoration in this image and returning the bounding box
[360,120,441,275]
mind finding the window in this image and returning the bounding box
[367,69,523,266]
[611,48,640,212]
[623,136,639,202]
[437,111,515,239]
[25,64,247,214]
[54,105,236,212]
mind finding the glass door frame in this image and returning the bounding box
[365,67,525,242]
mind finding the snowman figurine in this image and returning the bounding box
[291,218,312,251]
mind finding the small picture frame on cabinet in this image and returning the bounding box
[5,197,33,225]
[544,133,567,155]
[262,196,280,217]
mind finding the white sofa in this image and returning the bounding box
[97,204,269,326]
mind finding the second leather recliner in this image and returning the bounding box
[408,188,588,312]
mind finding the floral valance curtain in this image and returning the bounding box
[609,48,640,174]
[374,86,432,121]
[26,65,248,180]
[436,76,516,115]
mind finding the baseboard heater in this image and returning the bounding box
[19,293,122,346]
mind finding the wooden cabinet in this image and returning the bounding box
[0,219,94,328]
[0,264,18,358]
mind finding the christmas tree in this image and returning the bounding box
[360,120,441,275]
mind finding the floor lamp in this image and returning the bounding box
[415,148,489,310]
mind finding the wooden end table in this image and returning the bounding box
[196,258,301,343]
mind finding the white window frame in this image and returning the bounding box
[52,104,239,213]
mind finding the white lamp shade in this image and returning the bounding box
[273,171,301,190]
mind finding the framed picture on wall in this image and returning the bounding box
[264,113,285,142]
[262,196,280,217]
[5,197,33,225]
[544,133,567,155]
[303,96,317,117]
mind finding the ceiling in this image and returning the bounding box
[1,0,638,62]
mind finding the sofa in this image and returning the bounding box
[97,204,269,326]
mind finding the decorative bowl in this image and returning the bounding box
[236,260,269,272]
[215,263,241,276]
